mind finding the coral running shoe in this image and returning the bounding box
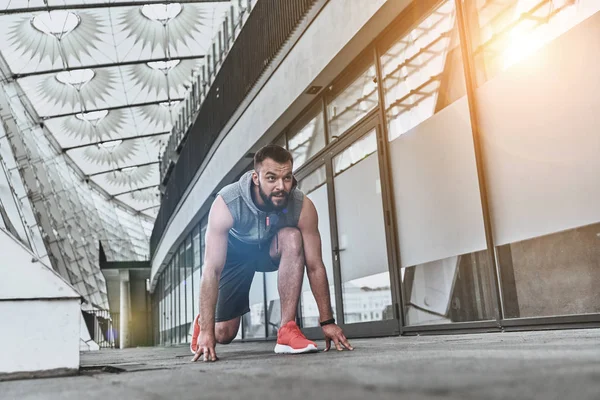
[190,314,201,354]
[274,321,318,354]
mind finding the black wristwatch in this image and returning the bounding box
[320,318,335,327]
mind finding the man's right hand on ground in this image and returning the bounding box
[192,331,218,362]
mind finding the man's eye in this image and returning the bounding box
[267,177,275,182]
[284,176,292,181]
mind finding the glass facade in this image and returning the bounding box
[152,0,600,343]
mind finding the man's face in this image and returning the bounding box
[253,158,294,211]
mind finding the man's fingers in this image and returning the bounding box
[203,347,212,362]
[203,347,218,362]
[192,347,203,362]
[324,337,331,352]
[341,335,354,351]
[210,347,219,362]
[333,337,343,351]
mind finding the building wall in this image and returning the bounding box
[0,300,80,376]
[130,278,151,346]
[151,0,414,283]
[151,0,600,340]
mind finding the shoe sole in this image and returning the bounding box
[274,344,318,354]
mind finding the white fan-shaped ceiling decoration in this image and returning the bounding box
[148,134,169,149]
[8,10,105,67]
[36,68,117,109]
[118,4,206,54]
[139,101,181,126]
[129,188,158,204]
[83,139,139,165]
[0,0,233,222]
[62,109,126,141]
[126,59,197,97]
[105,164,154,187]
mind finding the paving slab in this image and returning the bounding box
[2,329,600,400]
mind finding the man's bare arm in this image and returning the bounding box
[199,195,233,335]
[297,196,353,351]
[297,197,333,322]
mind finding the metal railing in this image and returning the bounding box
[84,310,120,349]
[152,0,319,257]
[159,0,255,185]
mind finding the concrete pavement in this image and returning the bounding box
[2,328,600,400]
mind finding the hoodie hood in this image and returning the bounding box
[239,170,261,216]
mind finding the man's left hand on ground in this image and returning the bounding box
[322,324,354,352]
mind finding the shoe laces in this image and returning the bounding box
[283,323,305,340]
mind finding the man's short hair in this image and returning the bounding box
[254,144,293,171]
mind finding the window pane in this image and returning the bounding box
[467,1,600,320]
[381,0,465,142]
[381,0,494,326]
[185,236,193,336]
[265,272,280,337]
[402,251,494,325]
[297,165,326,194]
[298,167,336,328]
[333,130,377,176]
[244,273,265,339]
[498,223,600,319]
[327,62,378,141]
[288,102,326,171]
[333,131,393,324]
[193,225,201,271]
[201,219,207,268]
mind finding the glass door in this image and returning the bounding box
[328,114,399,336]
[296,113,400,338]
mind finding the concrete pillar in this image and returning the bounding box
[119,270,130,349]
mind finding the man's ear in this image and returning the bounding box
[252,170,259,186]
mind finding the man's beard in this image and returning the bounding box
[258,181,289,211]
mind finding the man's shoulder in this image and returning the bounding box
[218,177,244,203]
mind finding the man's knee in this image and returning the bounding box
[215,320,239,344]
[278,227,303,255]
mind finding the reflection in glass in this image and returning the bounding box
[402,251,494,325]
[297,165,327,194]
[327,64,378,141]
[200,220,207,267]
[333,133,393,324]
[298,167,336,327]
[288,103,326,171]
[193,226,201,270]
[244,272,265,338]
[333,130,377,175]
[381,0,464,141]
[468,0,599,85]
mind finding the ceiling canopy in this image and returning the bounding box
[0,0,232,218]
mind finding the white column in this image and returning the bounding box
[119,270,130,349]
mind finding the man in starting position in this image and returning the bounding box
[191,144,353,362]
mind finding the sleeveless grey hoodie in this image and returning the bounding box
[217,170,304,246]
